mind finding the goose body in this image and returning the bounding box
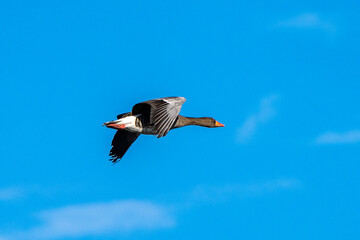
[104,97,224,163]
[104,115,157,135]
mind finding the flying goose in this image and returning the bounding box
[104,97,224,163]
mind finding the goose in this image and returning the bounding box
[104,97,224,163]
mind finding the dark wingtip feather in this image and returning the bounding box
[109,154,121,164]
[108,130,140,164]
[109,150,122,163]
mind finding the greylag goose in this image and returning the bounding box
[104,97,224,163]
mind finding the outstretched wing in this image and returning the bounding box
[116,112,132,119]
[109,130,140,163]
[132,97,186,138]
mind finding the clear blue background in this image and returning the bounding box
[0,1,359,239]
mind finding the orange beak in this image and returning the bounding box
[215,121,225,127]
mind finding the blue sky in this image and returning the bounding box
[0,0,359,239]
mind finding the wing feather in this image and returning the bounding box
[109,130,140,163]
[117,112,132,119]
[132,97,186,137]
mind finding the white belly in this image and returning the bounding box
[119,116,157,135]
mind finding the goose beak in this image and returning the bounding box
[215,121,225,127]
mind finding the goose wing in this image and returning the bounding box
[109,130,140,163]
[132,97,186,138]
[116,112,132,119]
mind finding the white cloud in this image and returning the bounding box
[0,179,302,239]
[315,130,360,144]
[0,187,23,201]
[277,13,334,31]
[237,95,279,143]
[192,179,300,202]
[4,200,174,240]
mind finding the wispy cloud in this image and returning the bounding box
[3,200,174,240]
[191,178,300,203]
[0,187,23,201]
[277,13,334,31]
[315,130,360,145]
[0,178,302,239]
[237,95,279,143]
